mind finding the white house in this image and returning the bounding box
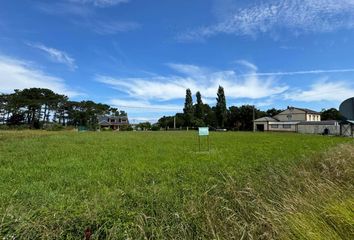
[254,107,322,132]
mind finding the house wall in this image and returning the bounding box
[274,108,307,121]
[298,124,340,135]
[274,109,321,122]
[268,123,297,132]
[306,114,321,121]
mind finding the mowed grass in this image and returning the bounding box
[0,131,353,239]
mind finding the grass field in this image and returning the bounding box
[0,131,353,239]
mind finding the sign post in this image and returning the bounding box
[198,127,210,152]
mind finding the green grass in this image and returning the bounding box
[0,131,353,239]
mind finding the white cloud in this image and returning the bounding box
[28,43,77,70]
[284,80,354,102]
[180,0,354,40]
[108,99,182,124]
[98,75,191,101]
[0,55,81,97]
[97,61,288,101]
[109,99,181,112]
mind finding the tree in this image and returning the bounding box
[0,94,9,124]
[193,91,205,127]
[321,108,342,120]
[136,122,152,131]
[1,88,127,130]
[195,91,204,119]
[266,108,282,117]
[238,105,254,131]
[183,89,194,127]
[18,88,44,128]
[157,116,174,129]
[7,113,25,125]
[227,106,240,130]
[215,86,227,128]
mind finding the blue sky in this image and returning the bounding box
[1,0,354,123]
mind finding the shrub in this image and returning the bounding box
[120,125,133,131]
[43,123,64,131]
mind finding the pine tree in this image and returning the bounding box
[215,85,227,128]
[183,89,194,127]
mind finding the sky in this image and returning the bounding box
[1,0,354,123]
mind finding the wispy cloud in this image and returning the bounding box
[90,21,140,34]
[0,55,81,97]
[27,43,77,70]
[179,0,354,41]
[36,1,138,35]
[284,79,354,102]
[97,61,288,101]
[69,0,130,7]
[241,68,354,77]
[36,2,94,17]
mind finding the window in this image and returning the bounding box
[271,124,279,128]
[287,114,292,120]
[283,124,291,129]
[110,119,115,123]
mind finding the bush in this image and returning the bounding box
[151,124,160,131]
[0,124,29,130]
[0,125,10,130]
[119,125,133,131]
[43,123,64,131]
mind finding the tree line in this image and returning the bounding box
[1,87,342,131]
[0,88,126,130]
[157,86,342,131]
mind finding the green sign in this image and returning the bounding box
[198,127,209,136]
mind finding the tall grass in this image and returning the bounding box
[0,131,352,239]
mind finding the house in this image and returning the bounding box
[98,115,129,130]
[254,107,325,133]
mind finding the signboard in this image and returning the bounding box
[198,127,210,152]
[198,127,209,136]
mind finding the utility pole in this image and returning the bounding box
[253,105,255,132]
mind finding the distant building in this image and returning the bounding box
[253,107,339,135]
[98,115,129,130]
